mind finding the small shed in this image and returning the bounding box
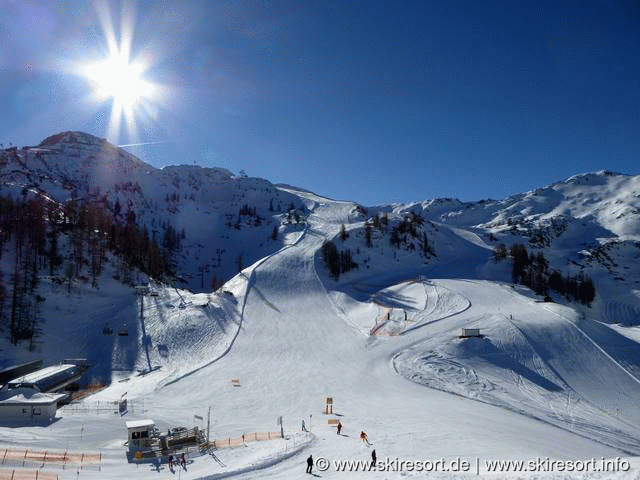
[126,419,156,453]
[460,328,482,338]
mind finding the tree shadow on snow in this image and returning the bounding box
[372,290,418,310]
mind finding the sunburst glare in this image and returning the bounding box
[78,1,162,144]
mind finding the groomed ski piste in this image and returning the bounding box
[3,188,640,480]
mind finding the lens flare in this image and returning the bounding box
[78,1,163,143]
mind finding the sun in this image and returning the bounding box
[77,2,162,143]
[84,52,153,109]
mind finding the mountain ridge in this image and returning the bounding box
[1,131,639,314]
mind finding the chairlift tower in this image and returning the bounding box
[136,285,153,373]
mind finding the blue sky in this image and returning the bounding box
[0,0,638,206]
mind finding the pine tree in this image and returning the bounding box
[340,224,348,241]
[494,243,507,262]
[578,275,596,305]
[510,244,529,283]
[365,223,373,248]
[211,273,224,291]
[339,249,357,274]
[419,232,429,257]
[389,226,400,249]
[548,271,564,294]
[321,241,340,280]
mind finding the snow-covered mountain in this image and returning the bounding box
[2,133,638,296]
[0,131,307,291]
[407,171,640,238]
[2,132,640,479]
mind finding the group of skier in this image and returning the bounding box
[305,422,377,474]
[167,452,187,470]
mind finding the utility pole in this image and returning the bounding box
[207,406,211,446]
[278,416,284,438]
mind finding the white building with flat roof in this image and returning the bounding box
[0,387,65,424]
[7,364,81,393]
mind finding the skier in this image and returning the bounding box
[168,455,173,469]
[337,421,342,435]
[302,419,308,432]
[370,449,377,469]
[180,452,186,469]
[359,431,368,444]
[306,454,314,474]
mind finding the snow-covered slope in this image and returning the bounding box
[2,133,640,479]
[4,194,640,479]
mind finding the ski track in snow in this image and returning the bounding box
[161,228,308,388]
[392,281,640,456]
